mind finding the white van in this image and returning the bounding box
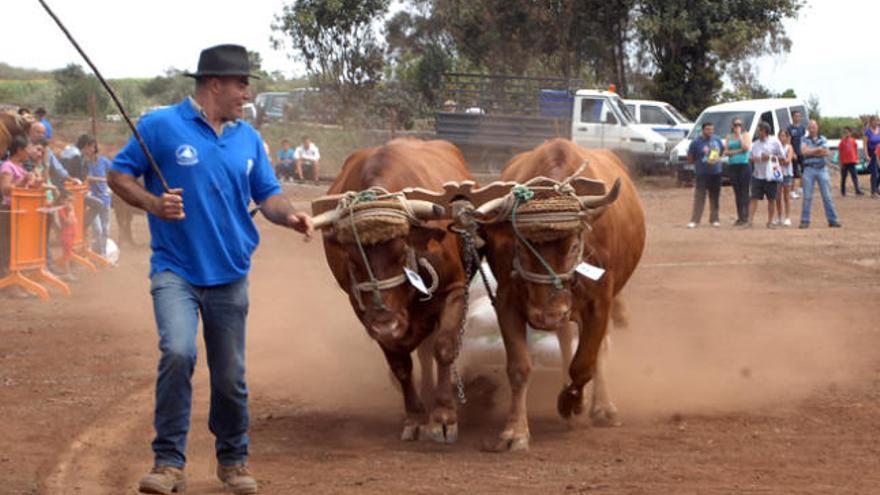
[624,99,693,146]
[670,98,808,184]
[570,90,669,171]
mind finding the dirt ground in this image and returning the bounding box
[2,177,879,495]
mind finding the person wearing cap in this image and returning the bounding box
[108,44,313,495]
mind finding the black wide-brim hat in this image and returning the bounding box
[184,44,260,79]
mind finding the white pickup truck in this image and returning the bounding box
[435,74,669,173]
[624,99,693,147]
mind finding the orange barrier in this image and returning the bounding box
[0,187,70,299]
[64,182,112,270]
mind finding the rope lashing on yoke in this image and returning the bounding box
[510,185,567,290]
[338,188,440,311]
[473,163,595,292]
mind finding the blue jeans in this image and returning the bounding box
[869,154,879,195]
[800,166,839,225]
[150,270,250,468]
[91,206,111,255]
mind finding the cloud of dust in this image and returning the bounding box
[461,266,872,422]
[245,238,401,414]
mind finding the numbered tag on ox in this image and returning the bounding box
[404,267,431,295]
[575,262,605,282]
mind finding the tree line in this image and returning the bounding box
[271,0,805,126]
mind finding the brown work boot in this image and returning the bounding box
[217,463,258,494]
[138,465,186,494]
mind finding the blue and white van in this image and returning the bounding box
[624,99,693,147]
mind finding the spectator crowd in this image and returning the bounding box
[686,110,880,229]
[271,135,321,185]
[1,107,113,297]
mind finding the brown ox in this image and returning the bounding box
[314,138,473,443]
[478,138,646,451]
[0,111,32,157]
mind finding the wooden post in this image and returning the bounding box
[389,108,397,139]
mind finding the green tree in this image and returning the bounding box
[53,64,110,116]
[140,68,193,107]
[271,0,390,119]
[806,93,821,119]
[637,0,803,118]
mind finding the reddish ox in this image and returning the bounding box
[478,138,646,451]
[313,138,474,443]
[0,111,32,157]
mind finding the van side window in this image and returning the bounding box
[776,108,791,131]
[642,105,674,125]
[626,104,636,118]
[790,105,807,121]
[580,98,605,124]
[759,111,774,135]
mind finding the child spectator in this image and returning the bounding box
[57,192,78,282]
[838,127,863,196]
[275,138,296,182]
[775,129,795,226]
[1,135,40,279]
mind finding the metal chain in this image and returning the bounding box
[450,225,475,405]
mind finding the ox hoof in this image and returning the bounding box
[557,385,584,419]
[425,422,458,444]
[590,405,622,428]
[401,423,423,441]
[482,431,530,453]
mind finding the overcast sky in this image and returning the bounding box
[4,0,877,116]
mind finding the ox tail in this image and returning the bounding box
[610,296,630,330]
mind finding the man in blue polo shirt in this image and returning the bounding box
[109,44,312,495]
[798,119,841,228]
[686,121,725,228]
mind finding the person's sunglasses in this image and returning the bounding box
[733,122,742,127]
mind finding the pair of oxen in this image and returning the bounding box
[311,137,646,451]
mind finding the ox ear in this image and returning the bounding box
[410,226,447,250]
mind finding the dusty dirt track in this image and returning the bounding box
[2,178,880,494]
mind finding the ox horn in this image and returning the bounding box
[473,196,509,219]
[406,200,446,220]
[311,208,342,230]
[579,177,622,210]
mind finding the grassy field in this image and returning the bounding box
[50,116,414,177]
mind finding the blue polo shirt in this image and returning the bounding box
[112,98,281,286]
[688,134,724,175]
[801,135,828,169]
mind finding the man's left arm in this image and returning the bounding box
[259,194,313,238]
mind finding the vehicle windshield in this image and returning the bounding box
[609,95,634,124]
[689,111,756,139]
[664,104,690,124]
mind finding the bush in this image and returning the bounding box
[817,116,863,139]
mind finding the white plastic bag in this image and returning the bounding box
[766,155,784,182]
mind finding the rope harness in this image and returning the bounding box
[334,188,440,311]
[492,163,594,291]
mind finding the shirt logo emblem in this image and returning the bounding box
[176,145,199,166]
[246,158,254,175]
